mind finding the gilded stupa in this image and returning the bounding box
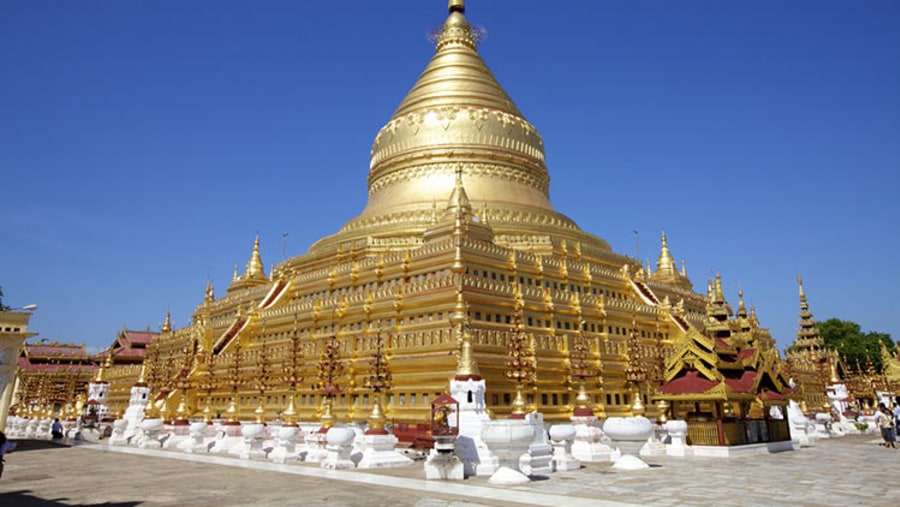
[309,0,609,257]
[104,1,744,428]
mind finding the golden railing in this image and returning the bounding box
[686,421,721,446]
[686,418,791,446]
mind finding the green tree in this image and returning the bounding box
[817,318,895,374]
[0,285,8,310]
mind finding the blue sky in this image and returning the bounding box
[2,1,898,353]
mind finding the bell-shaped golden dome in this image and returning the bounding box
[309,1,609,255]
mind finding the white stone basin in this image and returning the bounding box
[325,427,355,446]
[241,423,266,439]
[482,420,535,445]
[277,425,299,440]
[139,418,164,431]
[603,416,653,471]
[549,424,576,442]
[664,420,688,435]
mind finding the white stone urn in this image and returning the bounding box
[183,422,209,453]
[108,419,129,446]
[548,424,580,471]
[240,423,267,460]
[549,423,576,442]
[481,419,536,484]
[321,427,355,469]
[270,425,300,464]
[138,418,164,448]
[663,420,689,457]
[603,416,653,470]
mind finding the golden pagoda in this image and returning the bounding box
[783,275,841,414]
[109,1,764,431]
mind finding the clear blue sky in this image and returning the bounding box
[2,1,898,353]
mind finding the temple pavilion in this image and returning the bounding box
[68,1,799,432]
[656,274,792,446]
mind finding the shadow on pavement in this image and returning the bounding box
[0,490,142,507]
[7,440,72,453]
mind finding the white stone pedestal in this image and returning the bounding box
[209,422,244,454]
[425,435,465,480]
[108,419,129,446]
[571,415,615,462]
[304,430,329,463]
[269,425,300,464]
[321,427,355,470]
[239,423,267,460]
[356,432,413,468]
[138,418,164,449]
[549,424,581,471]
[664,420,691,457]
[183,422,211,453]
[520,413,553,477]
[163,422,191,449]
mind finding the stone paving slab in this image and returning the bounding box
[1,435,898,506]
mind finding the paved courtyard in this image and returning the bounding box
[1,434,897,507]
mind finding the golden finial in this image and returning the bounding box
[437,0,476,52]
[798,274,807,304]
[161,308,172,333]
[737,288,748,318]
[205,279,215,303]
[715,272,724,302]
[232,264,239,282]
[681,259,687,277]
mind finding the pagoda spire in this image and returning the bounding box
[135,360,148,387]
[204,279,215,303]
[161,308,172,333]
[245,234,266,280]
[443,165,474,223]
[795,274,824,350]
[651,231,691,288]
[737,289,748,319]
[654,231,677,277]
[93,345,114,383]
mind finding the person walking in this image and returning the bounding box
[875,403,897,448]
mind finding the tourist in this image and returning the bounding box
[52,418,64,439]
[875,403,896,448]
